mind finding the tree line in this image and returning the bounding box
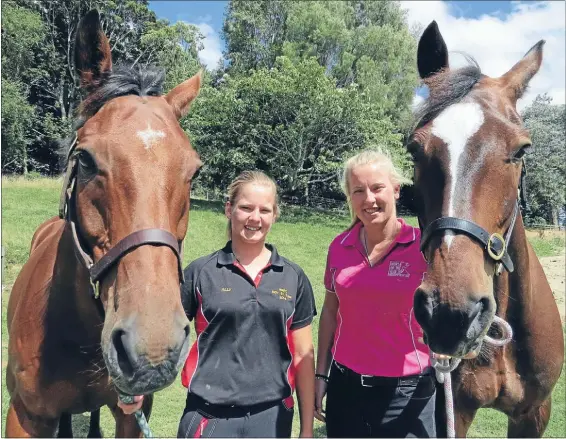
[2,0,564,224]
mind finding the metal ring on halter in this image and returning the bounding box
[484,315,513,346]
[487,232,506,261]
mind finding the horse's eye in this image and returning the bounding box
[191,166,202,181]
[407,140,424,161]
[513,143,531,162]
[76,150,98,173]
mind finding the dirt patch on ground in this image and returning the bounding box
[540,252,565,322]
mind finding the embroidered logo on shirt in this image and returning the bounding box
[221,287,232,292]
[387,261,410,278]
[272,288,292,301]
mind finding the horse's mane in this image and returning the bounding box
[59,64,165,166]
[411,55,483,132]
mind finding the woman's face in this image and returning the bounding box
[348,163,400,228]
[225,183,276,245]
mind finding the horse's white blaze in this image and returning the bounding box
[137,123,166,150]
[431,102,484,249]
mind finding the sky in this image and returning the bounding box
[148,1,565,110]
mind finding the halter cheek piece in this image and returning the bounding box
[59,134,185,303]
[419,163,525,276]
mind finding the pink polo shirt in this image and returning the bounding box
[324,219,430,377]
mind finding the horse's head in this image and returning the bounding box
[71,10,201,394]
[410,21,541,358]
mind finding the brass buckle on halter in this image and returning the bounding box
[487,233,506,261]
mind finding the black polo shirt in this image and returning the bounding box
[180,242,317,406]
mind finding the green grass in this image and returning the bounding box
[2,177,564,437]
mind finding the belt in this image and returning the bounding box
[186,393,282,417]
[332,360,432,388]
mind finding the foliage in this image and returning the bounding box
[186,56,409,201]
[521,94,566,225]
[1,80,36,173]
[223,0,419,130]
[140,19,204,91]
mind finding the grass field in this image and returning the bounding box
[1,177,565,437]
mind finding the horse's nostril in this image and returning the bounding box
[466,297,492,341]
[183,324,190,340]
[413,287,434,330]
[111,328,138,378]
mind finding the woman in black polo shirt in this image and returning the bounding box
[118,171,317,438]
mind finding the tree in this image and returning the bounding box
[521,94,566,225]
[140,19,204,91]
[1,80,36,174]
[185,56,406,201]
[223,1,419,130]
[1,1,45,173]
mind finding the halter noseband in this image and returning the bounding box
[420,201,519,275]
[59,134,185,301]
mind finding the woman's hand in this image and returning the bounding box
[314,379,327,422]
[117,395,144,415]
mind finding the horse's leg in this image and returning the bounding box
[87,410,102,438]
[57,413,73,438]
[454,406,477,438]
[5,397,58,438]
[507,397,552,438]
[110,394,154,438]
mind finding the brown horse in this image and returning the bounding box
[6,10,202,437]
[409,21,564,437]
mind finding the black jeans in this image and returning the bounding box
[326,361,437,438]
[177,393,294,438]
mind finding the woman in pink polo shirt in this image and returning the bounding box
[314,150,436,438]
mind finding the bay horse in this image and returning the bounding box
[5,10,202,437]
[409,21,564,437]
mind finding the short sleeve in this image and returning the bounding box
[290,268,317,330]
[323,246,336,293]
[181,261,199,320]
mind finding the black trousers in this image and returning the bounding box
[326,361,437,438]
[177,393,294,438]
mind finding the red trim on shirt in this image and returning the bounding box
[233,260,272,287]
[192,417,209,438]
[284,319,296,409]
[181,289,209,388]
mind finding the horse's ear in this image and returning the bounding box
[500,40,544,102]
[75,10,112,91]
[417,21,449,79]
[165,70,203,120]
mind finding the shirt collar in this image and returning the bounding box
[341,218,416,248]
[217,241,285,267]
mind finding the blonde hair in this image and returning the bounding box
[226,170,280,238]
[340,149,412,229]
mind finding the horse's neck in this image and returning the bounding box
[48,223,103,336]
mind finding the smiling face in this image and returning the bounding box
[348,163,400,228]
[225,183,276,245]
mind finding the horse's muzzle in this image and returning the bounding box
[104,320,191,395]
[414,286,495,357]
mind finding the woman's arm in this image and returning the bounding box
[314,291,339,421]
[291,324,315,438]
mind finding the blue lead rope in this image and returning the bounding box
[118,394,154,438]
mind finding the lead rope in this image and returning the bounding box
[431,315,513,438]
[118,394,153,438]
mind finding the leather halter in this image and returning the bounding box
[418,161,525,276]
[59,135,185,300]
[420,201,519,275]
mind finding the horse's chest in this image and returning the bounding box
[454,366,500,407]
